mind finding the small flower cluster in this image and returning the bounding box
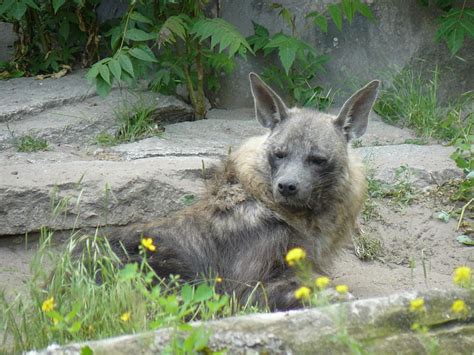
[409,265,471,334]
[285,248,349,302]
[141,237,156,252]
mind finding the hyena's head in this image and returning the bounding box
[249,73,379,210]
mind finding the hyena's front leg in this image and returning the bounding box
[264,276,304,311]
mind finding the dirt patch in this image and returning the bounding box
[334,197,473,298]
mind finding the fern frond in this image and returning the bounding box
[191,18,253,57]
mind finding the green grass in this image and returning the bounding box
[0,227,257,353]
[96,100,164,147]
[374,68,473,141]
[15,135,48,152]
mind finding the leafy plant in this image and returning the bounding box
[86,0,252,119]
[0,0,100,75]
[247,1,374,109]
[420,0,474,55]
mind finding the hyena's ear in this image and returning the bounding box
[249,72,289,129]
[335,80,380,140]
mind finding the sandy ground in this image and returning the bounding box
[1,196,472,303]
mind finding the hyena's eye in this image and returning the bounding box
[308,156,327,165]
[274,150,287,159]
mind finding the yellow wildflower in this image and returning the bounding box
[41,297,55,312]
[315,276,330,290]
[294,286,311,300]
[451,299,467,314]
[453,266,471,285]
[335,284,349,294]
[141,237,156,252]
[120,311,131,322]
[409,298,425,312]
[215,276,223,283]
[285,248,306,266]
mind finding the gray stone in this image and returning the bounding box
[0,155,218,236]
[215,0,473,108]
[360,144,462,188]
[0,22,15,62]
[0,70,97,122]
[29,289,474,354]
[0,91,193,150]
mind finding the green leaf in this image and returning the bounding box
[460,17,474,38]
[99,64,111,85]
[446,26,465,55]
[96,77,112,97]
[457,235,474,246]
[85,65,99,82]
[264,33,300,74]
[125,28,157,41]
[65,303,81,322]
[52,0,66,13]
[24,0,39,11]
[80,346,94,355]
[307,11,328,33]
[108,59,122,81]
[129,47,158,62]
[247,21,270,52]
[158,15,187,44]
[356,2,375,20]
[0,0,15,16]
[130,11,153,24]
[68,321,82,333]
[341,0,355,23]
[118,54,134,77]
[191,18,253,57]
[193,284,213,302]
[328,4,343,31]
[12,2,27,20]
[118,263,138,281]
[181,284,193,303]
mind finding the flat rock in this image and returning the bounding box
[0,155,219,236]
[0,70,95,122]
[360,144,462,187]
[0,90,193,151]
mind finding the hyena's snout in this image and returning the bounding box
[277,178,299,197]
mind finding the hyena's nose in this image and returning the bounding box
[278,181,298,197]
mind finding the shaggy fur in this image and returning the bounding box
[112,74,379,310]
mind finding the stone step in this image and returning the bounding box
[0,70,95,122]
[0,141,461,236]
[0,90,193,151]
[1,154,219,236]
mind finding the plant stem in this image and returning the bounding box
[194,41,207,119]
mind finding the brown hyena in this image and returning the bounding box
[112,73,380,310]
